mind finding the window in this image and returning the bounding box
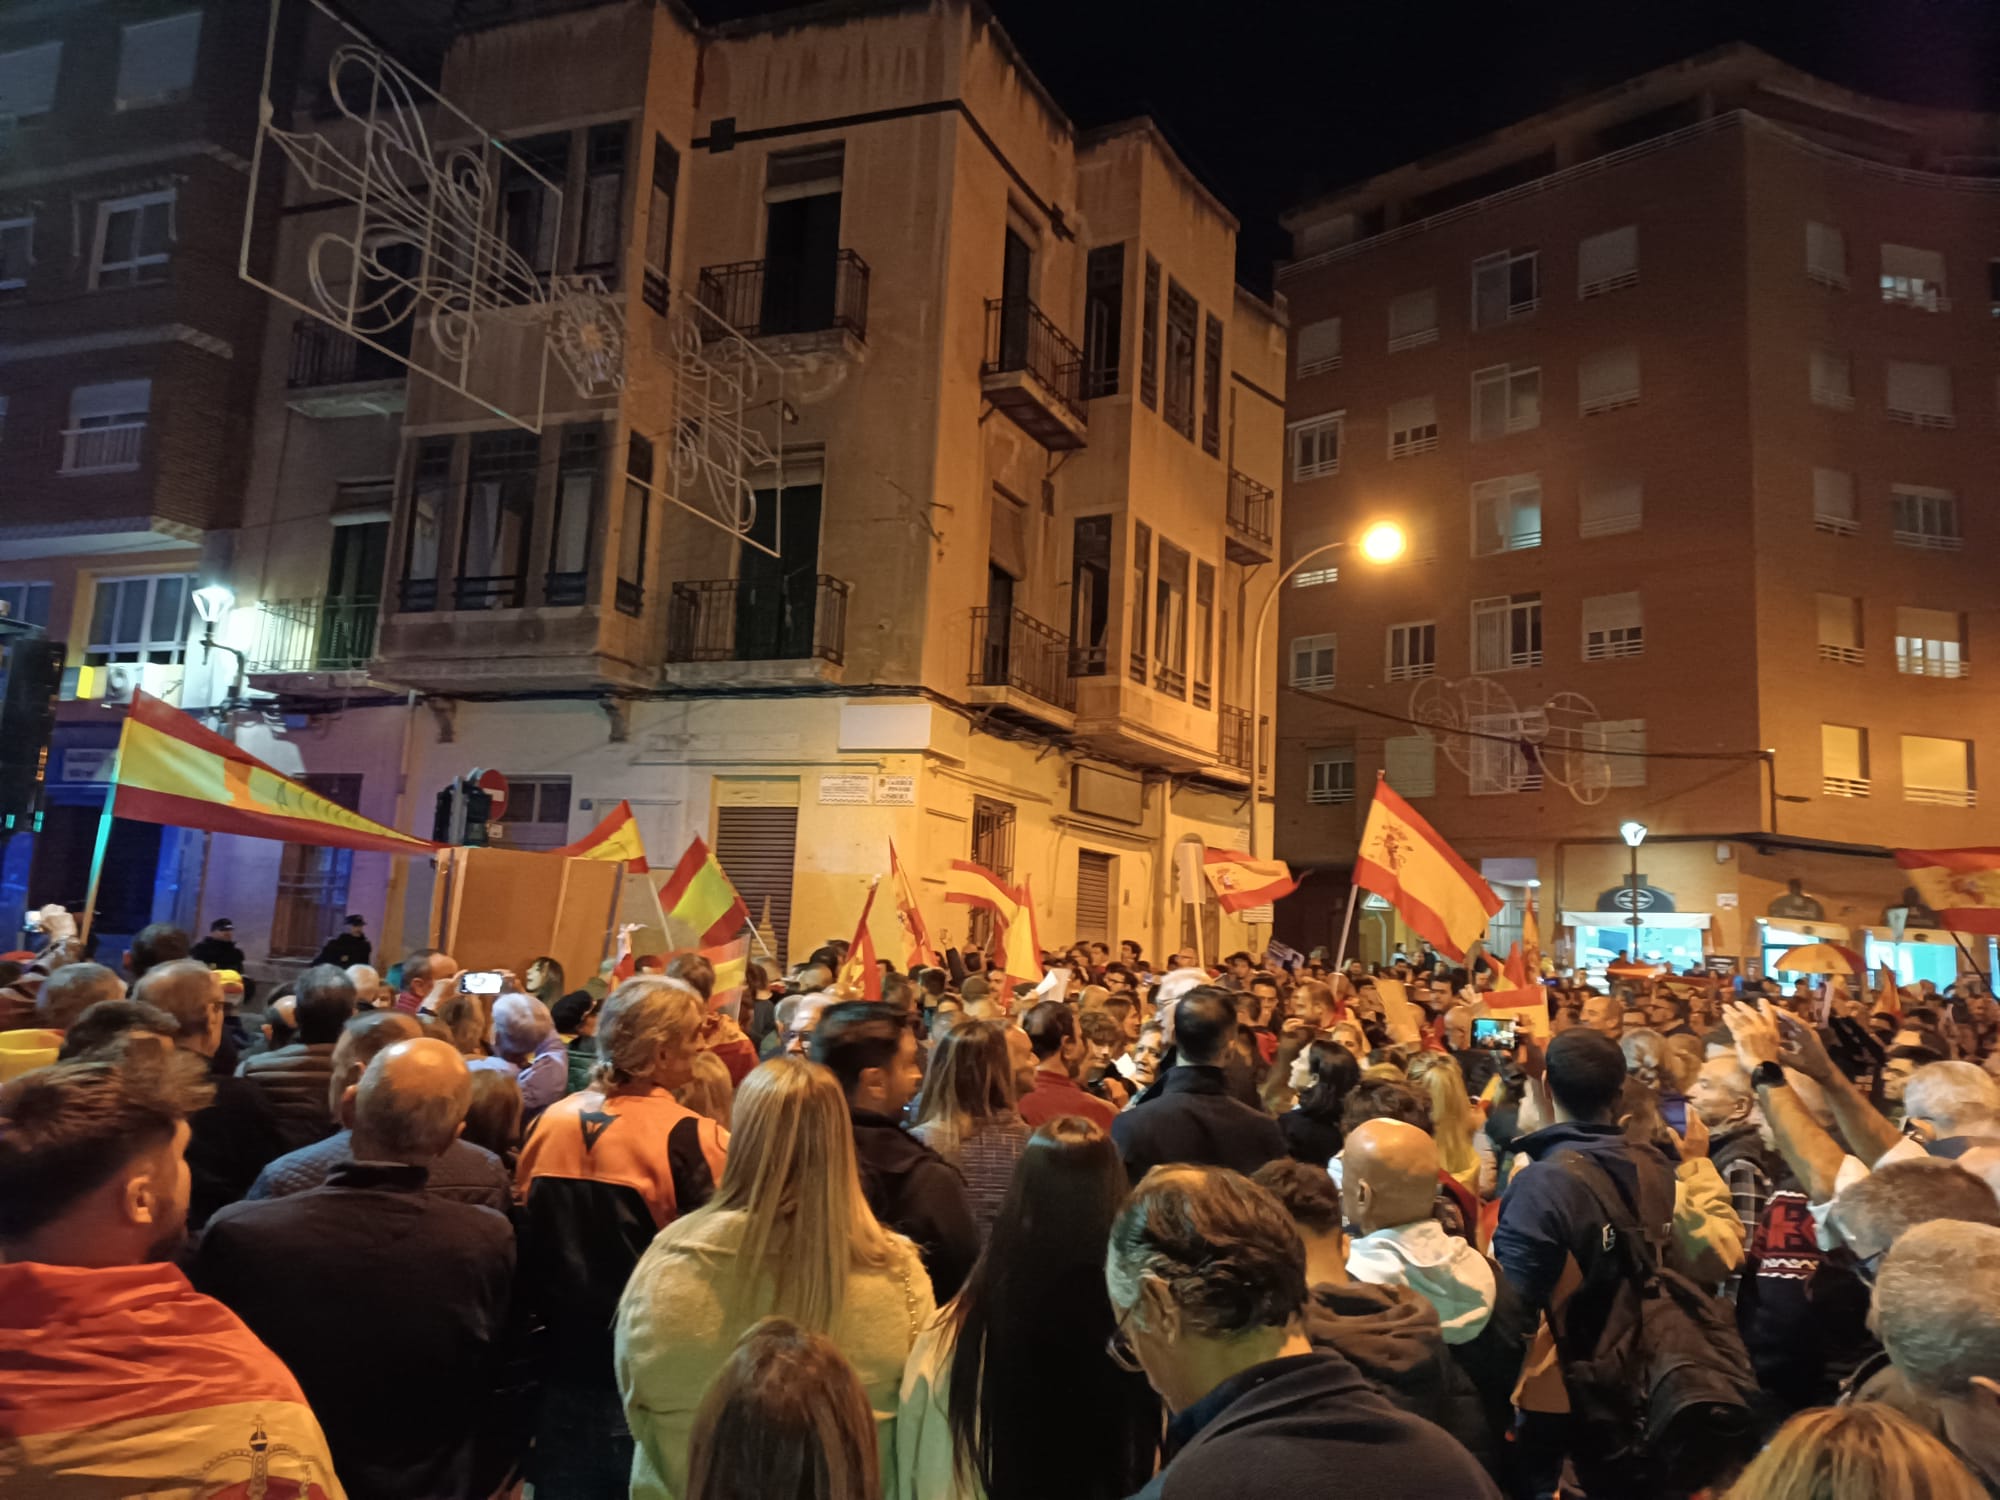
[618,432,652,616]
[91,190,174,289]
[1069,515,1111,675]
[1904,735,1974,808]
[1290,412,1342,479]
[498,133,567,285]
[1192,562,1215,707]
[1140,255,1160,410]
[1388,395,1438,458]
[1129,520,1151,682]
[1297,316,1342,375]
[1813,467,1857,535]
[1578,225,1638,297]
[1083,243,1125,398]
[115,12,200,110]
[1806,220,1848,288]
[271,774,361,959]
[1387,288,1437,351]
[1386,621,1436,681]
[0,217,31,296]
[1816,593,1864,665]
[1292,567,1339,588]
[1471,363,1540,438]
[1587,719,1647,788]
[1471,593,1542,672]
[1886,361,1954,428]
[547,427,601,605]
[1472,248,1538,327]
[1290,633,1337,688]
[1201,312,1223,456]
[577,123,627,275]
[488,775,575,851]
[1881,244,1947,311]
[1469,712,1541,795]
[1075,849,1114,944]
[1897,606,1968,679]
[457,431,537,610]
[1809,349,1853,410]
[1384,735,1436,797]
[400,438,452,612]
[1153,539,1189,695]
[1580,478,1642,538]
[0,581,51,628]
[1822,724,1869,798]
[1163,279,1198,440]
[1990,258,2000,311]
[641,134,678,313]
[86,573,190,666]
[1471,473,1542,555]
[1892,486,1960,551]
[63,379,149,474]
[1582,591,1644,660]
[1578,346,1640,415]
[0,41,61,119]
[1308,748,1356,805]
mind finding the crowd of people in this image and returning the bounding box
[7,915,2000,1500]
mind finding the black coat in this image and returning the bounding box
[185,1074,286,1229]
[315,931,372,969]
[1111,1066,1287,1183]
[1279,1108,1344,1168]
[191,935,246,971]
[237,1042,340,1154]
[849,1109,979,1300]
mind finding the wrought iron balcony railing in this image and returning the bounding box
[981,296,1085,420]
[696,250,870,342]
[970,606,1075,711]
[288,318,408,387]
[667,575,850,664]
[248,595,380,673]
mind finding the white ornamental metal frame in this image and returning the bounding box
[1407,676,1613,805]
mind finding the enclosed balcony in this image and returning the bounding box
[969,606,1075,727]
[245,595,381,694]
[696,250,869,354]
[286,319,408,418]
[980,296,1088,450]
[1226,471,1275,564]
[664,574,850,686]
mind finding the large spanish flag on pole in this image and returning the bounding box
[658,835,751,948]
[1353,773,1503,962]
[549,800,650,871]
[889,840,937,969]
[1202,849,1298,913]
[112,691,435,856]
[1895,847,2000,934]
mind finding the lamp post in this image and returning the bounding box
[1619,820,1648,961]
[1248,520,1405,857]
[191,584,247,716]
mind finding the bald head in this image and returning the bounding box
[1342,1117,1440,1234]
[350,1037,471,1164]
[328,1010,422,1116]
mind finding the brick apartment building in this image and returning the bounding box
[1273,46,2000,983]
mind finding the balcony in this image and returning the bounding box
[61,422,146,475]
[969,606,1075,726]
[246,596,381,693]
[696,251,869,353]
[1218,704,1253,772]
[1226,471,1275,564]
[665,575,849,686]
[1823,776,1871,799]
[286,319,408,418]
[980,296,1087,450]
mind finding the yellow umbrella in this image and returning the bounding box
[1773,942,1863,976]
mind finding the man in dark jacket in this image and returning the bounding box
[189,918,245,973]
[1106,1164,1500,1499]
[812,1002,979,1300]
[192,1038,515,1500]
[237,963,356,1151]
[314,913,372,970]
[1113,987,1286,1184]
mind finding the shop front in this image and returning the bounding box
[1565,879,1710,978]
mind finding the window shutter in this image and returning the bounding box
[116,12,201,108]
[1815,593,1860,650]
[1579,479,1642,537]
[1812,468,1856,529]
[1388,394,1437,456]
[989,488,1028,579]
[1589,719,1648,788]
[714,805,799,965]
[0,42,62,118]
[1384,736,1436,798]
[1886,361,1953,422]
[765,143,844,201]
[1822,724,1866,783]
[1881,244,1944,285]
[1388,288,1437,349]
[1075,850,1113,943]
[1578,346,1640,414]
[1810,350,1852,405]
[1577,226,1638,296]
[70,379,151,420]
[1581,592,1642,659]
[1297,317,1342,375]
[1806,221,1847,283]
[1903,736,1971,798]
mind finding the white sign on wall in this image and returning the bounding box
[819,773,873,806]
[875,775,916,806]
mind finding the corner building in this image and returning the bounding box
[1274,46,2000,983]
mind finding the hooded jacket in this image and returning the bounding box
[850,1109,980,1301]
[1492,1120,1681,1315]
[1347,1218,1498,1344]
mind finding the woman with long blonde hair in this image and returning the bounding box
[616,1057,935,1500]
[911,1020,1031,1238]
[1721,1404,1985,1500]
[1408,1051,1495,1198]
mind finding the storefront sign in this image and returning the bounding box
[61,748,115,783]
[1595,882,1675,914]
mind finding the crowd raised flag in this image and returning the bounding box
[889,840,937,970]
[1895,846,2000,934]
[658,835,752,949]
[1352,773,1503,963]
[1201,849,1298,913]
[837,877,884,1000]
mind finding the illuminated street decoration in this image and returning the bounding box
[1408,677,1612,804]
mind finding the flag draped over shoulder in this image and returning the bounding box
[659,835,751,948]
[1202,849,1298,913]
[1895,847,2000,934]
[113,691,435,857]
[1352,776,1502,962]
[549,801,649,870]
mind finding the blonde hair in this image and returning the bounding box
[656,1057,895,1333]
[677,1049,735,1130]
[1408,1052,1479,1181]
[912,1019,1014,1132]
[594,977,703,1089]
[1722,1404,1985,1500]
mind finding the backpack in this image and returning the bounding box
[1548,1149,1760,1494]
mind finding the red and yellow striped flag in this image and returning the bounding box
[1895,847,2000,934]
[550,800,649,870]
[1353,775,1502,962]
[659,835,751,948]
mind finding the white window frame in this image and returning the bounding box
[0,216,31,294]
[1809,349,1854,411]
[115,11,202,112]
[1896,607,1969,680]
[1296,317,1342,376]
[1806,220,1848,289]
[1812,467,1857,536]
[62,379,151,475]
[1468,711,1542,796]
[1471,362,1540,439]
[1471,593,1542,674]
[1471,473,1542,556]
[1472,248,1539,329]
[1891,486,1961,552]
[1579,478,1642,538]
[1577,225,1639,298]
[1581,592,1644,660]
[1885,360,1955,429]
[90,189,175,290]
[1578,345,1641,416]
[1821,724,1870,799]
[1290,633,1337,688]
[1387,287,1438,352]
[1290,412,1342,480]
[1387,395,1438,459]
[1307,748,1356,806]
[1386,620,1436,682]
[85,573,192,667]
[1880,244,1948,312]
[0,580,52,628]
[1291,567,1339,589]
[0,41,62,120]
[1903,735,1975,809]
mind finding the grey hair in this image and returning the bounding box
[1876,1219,2000,1393]
[1904,1062,2000,1138]
[132,959,217,1043]
[345,964,381,1000]
[1104,1165,1308,1339]
[36,963,127,1030]
[595,977,704,1086]
[1832,1158,2000,1258]
[491,992,555,1059]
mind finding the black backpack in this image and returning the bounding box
[1548,1149,1760,1494]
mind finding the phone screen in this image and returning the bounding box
[1471,1016,1518,1050]
[459,971,503,995]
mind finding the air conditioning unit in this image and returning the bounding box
[101,664,140,705]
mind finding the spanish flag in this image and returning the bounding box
[550,800,649,871]
[1353,774,1502,962]
[113,691,434,856]
[1202,849,1298,913]
[1895,847,2000,934]
[659,835,751,948]
[889,840,937,969]
[836,877,883,1000]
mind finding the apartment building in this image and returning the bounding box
[110,0,1287,978]
[1274,46,2000,983]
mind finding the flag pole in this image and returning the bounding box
[1332,882,1361,971]
[77,721,130,948]
[1950,929,1992,990]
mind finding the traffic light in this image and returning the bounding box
[0,634,64,834]
[432,775,495,845]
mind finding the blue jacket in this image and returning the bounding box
[1491,1121,1678,1315]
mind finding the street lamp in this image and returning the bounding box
[191,583,247,713]
[1248,520,1407,856]
[1619,820,1648,958]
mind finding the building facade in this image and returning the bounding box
[1273,47,2000,984]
